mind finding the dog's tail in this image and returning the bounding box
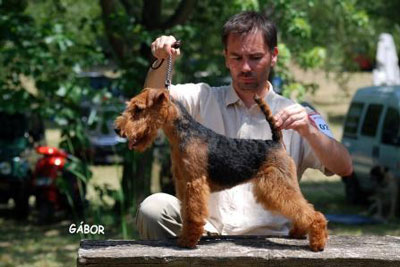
[254,95,283,144]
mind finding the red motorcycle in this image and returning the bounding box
[33,146,87,223]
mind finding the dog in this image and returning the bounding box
[114,88,328,252]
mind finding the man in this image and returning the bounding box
[136,11,353,239]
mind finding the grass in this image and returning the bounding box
[300,172,400,236]
[0,218,80,267]
[0,184,135,267]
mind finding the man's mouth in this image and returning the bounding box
[239,74,256,82]
[240,77,255,82]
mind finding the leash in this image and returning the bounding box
[150,40,182,90]
[165,40,181,90]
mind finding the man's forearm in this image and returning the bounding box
[144,59,170,89]
[304,126,353,177]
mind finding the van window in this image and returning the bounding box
[361,104,383,137]
[381,107,400,145]
[343,102,364,138]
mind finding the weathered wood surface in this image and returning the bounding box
[78,235,400,266]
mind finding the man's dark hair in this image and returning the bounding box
[222,11,277,51]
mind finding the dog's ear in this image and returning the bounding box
[127,99,146,113]
[146,89,169,107]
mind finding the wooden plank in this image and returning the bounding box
[77,235,400,266]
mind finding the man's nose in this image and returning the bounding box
[240,59,251,72]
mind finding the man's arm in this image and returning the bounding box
[274,104,353,177]
[144,35,180,89]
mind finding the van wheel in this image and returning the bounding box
[342,173,365,205]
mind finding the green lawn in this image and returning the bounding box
[300,173,400,236]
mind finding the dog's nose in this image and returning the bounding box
[114,128,122,136]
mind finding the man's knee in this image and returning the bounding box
[136,193,181,239]
[137,193,173,223]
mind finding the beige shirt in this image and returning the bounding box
[170,82,330,236]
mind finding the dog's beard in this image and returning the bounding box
[128,130,158,152]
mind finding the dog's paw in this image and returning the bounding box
[309,239,326,252]
[309,230,328,252]
[177,236,199,249]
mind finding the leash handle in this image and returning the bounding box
[165,40,181,89]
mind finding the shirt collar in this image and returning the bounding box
[225,82,276,107]
[225,83,241,106]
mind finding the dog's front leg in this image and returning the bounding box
[178,177,210,248]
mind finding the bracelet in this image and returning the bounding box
[150,58,165,70]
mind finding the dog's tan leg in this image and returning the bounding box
[289,223,308,239]
[171,157,185,201]
[177,176,210,248]
[252,166,328,252]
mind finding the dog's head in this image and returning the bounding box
[114,88,171,152]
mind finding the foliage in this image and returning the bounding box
[0,1,105,219]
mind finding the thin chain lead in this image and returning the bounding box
[165,54,172,89]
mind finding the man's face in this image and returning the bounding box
[224,31,277,93]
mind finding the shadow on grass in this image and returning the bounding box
[300,178,400,236]
[0,216,81,266]
[0,205,137,267]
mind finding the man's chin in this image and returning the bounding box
[237,83,259,91]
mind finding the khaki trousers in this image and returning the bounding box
[135,193,217,239]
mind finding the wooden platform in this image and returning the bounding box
[78,235,400,266]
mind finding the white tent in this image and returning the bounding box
[373,33,400,86]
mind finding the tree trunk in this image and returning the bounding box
[122,149,153,210]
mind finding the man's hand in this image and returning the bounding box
[274,103,353,177]
[273,104,313,137]
[151,35,181,60]
[145,35,180,89]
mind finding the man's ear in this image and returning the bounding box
[271,46,278,67]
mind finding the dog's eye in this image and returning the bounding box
[134,106,143,115]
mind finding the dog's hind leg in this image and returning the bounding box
[252,166,328,252]
[177,176,210,248]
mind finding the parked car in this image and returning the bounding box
[78,72,126,164]
[81,102,126,164]
[0,111,44,219]
[341,85,400,204]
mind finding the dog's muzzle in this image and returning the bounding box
[114,128,123,137]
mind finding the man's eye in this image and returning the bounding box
[251,56,262,60]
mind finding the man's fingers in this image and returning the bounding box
[151,35,178,59]
[273,104,308,130]
[171,47,181,57]
[279,113,304,130]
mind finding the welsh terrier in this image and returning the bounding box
[114,88,328,252]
